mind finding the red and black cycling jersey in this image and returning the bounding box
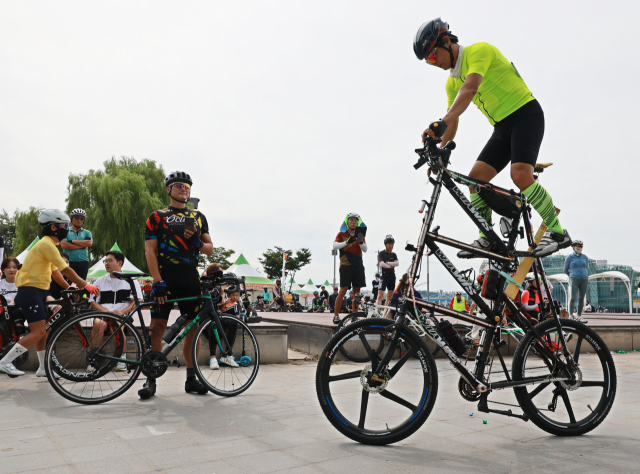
[145,206,209,269]
[335,232,366,267]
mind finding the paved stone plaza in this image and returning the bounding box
[1,353,639,474]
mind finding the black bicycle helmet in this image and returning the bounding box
[384,234,395,244]
[165,171,193,187]
[413,18,457,66]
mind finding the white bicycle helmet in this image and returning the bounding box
[38,209,70,225]
[69,208,86,218]
[346,212,361,220]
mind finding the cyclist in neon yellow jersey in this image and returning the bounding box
[414,18,571,258]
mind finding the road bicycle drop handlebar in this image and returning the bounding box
[413,137,456,170]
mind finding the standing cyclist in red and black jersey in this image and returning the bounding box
[142,171,214,399]
[414,18,571,258]
[332,213,367,324]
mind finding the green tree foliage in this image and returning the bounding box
[0,209,16,258]
[13,207,42,257]
[259,246,312,279]
[66,156,169,271]
[198,247,235,271]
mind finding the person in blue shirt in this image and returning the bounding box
[563,240,589,323]
[59,208,93,280]
[262,286,272,302]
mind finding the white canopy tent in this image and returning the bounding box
[15,237,40,263]
[86,243,145,279]
[224,254,275,291]
[548,271,633,313]
[588,271,632,313]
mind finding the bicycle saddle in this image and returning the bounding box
[112,272,149,280]
[534,162,553,173]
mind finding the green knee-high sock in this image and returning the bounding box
[522,182,563,233]
[470,193,493,238]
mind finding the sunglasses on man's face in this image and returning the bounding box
[173,183,191,190]
[73,216,85,220]
[424,47,438,65]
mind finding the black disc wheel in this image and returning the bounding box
[192,315,260,397]
[512,319,616,436]
[337,312,386,363]
[317,318,438,445]
[430,323,476,361]
[45,312,143,405]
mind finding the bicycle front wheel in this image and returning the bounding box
[45,312,143,405]
[317,318,438,445]
[192,315,260,397]
[512,318,617,436]
[337,312,386,363]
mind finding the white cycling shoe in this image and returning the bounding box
[0,363,25,376]
[209,357,219,370]
[36,366,59,379]
[219,355,239,368]
[114,362,128,372]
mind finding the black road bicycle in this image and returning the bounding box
[44,271,260,405]
[316,134,616,444]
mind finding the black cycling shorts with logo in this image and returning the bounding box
[151,265,202,321]
[476,99,544,173]
[339,265,366,289]
[379,273,396,292]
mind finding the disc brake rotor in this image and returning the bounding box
[560,366,583,391]
[360,364,389,394]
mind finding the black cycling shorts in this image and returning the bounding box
[476,99,544,174]
[14,286,49,324]
[379,273,396,292]
[151,265,202,321]
[339,265,366,289]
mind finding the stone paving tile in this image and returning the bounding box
[1,354,639,474]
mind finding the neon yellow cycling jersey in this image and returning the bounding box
[446,42,534,125]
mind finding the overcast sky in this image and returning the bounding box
[1,1,638,290]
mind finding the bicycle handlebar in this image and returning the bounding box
[414,139,456,170]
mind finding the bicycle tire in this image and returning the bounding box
[317,318,438,445]
[512,319,616,436]
[337,312,386,363]
[47,311,125,381]
[192,315,260,397]
[45,312,143,405]
[430,323,475,361]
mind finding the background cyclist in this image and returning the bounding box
[60,208,93,280]
[415,18,571,258]
[0,210,99,377]
[143,171,214,399]
[376,235,398,307]
[332,212,367,324]
[449,291,469,312]
[272,279,284,311]
[88,250,142,373]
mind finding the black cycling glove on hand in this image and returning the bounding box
[185,229,203,249]
[151,281,168,298]
[356,234,364,244]
[347,235,357,244]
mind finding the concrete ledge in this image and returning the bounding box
[20,320,288,372]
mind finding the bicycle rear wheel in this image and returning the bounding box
[337,312,386,363]
[317,318,438,445]
[192,315,260,396]
[45,312,143,405]
[512,319,616,436]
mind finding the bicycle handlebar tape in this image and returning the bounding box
[429,119,448,138]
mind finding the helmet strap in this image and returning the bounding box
[442,44,455,70]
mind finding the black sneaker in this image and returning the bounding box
[332,315,340,325]
[532,230,571,257]
[185,378,208,395]
[138,379,156,399]
[457,237,493,259]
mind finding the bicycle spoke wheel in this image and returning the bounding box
[317,318,438,445]
[512,319,616,436]
[45,312,143,405]
[192,315,260,397]
[337,312,386,363]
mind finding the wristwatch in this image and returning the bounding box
[197,240,205,249]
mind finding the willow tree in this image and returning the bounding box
[13,207,42,256]
[66,157,169,271]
